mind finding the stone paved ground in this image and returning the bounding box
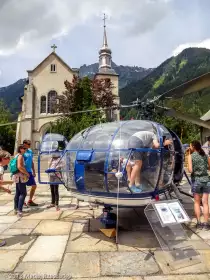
[1,174,210,279]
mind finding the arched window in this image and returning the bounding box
[48,90,57,114]
[40,96,46,114]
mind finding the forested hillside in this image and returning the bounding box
[120,48,210,142]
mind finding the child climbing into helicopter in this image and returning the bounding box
[47,150,63,211]
[126,130,172,193]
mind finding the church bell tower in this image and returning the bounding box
[95,14,120,121]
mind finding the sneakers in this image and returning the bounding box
[23,202,29,208]
[203,223,210,231]
[17,212,23,218]
[130,186,142,193]
[0,240,6,247]
[46,204,55,209]
[196,222,203,230]
[195,222,210,231]
[136,184,143,191]
[27,200,38,207]
[88,204,93,210]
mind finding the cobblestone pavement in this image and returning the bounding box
[0,174,210,279]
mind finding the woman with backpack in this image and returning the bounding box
[12,145,30,217]
[188,140,210,230]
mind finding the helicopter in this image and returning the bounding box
[39,121,183,207]
[37,72,210,218]
[1,72,210,228]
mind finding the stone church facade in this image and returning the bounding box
[15,20,119,152]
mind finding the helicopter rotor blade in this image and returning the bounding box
[156,72,210,102]
[159,106,210,130]
[0,103,138,127]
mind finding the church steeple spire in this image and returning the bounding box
[98,14,116,74]
[102,13,108,48]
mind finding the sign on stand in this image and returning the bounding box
[144,199,205,271]
[153,200,190,227]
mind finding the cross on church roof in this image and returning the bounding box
[51,44,57,52]
[103,13,107,28]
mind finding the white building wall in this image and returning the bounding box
[17,53,77,150]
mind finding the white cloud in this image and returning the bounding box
[172,38,210,56]
[0,0,172,56]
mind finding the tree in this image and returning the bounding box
[56,75,116,115]
[0,99,16,154]
[50,75,115,140]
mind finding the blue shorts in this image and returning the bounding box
[26,172,37,186]
[192,181,210,194]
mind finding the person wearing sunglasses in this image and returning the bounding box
[23,140,38,207]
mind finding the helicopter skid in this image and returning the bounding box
[68,190,168,208]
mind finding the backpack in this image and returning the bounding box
[9,155,19,175]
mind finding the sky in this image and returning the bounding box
[0,0,210,87]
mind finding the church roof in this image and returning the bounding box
[27,52,79,74]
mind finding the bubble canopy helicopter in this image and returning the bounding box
[0,71,209,211]
[38,120,184,207]
[37,71,210,209]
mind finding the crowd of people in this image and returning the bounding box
[0,139,93,246]
[0,140,39,217]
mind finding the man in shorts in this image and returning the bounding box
[127,131,160,193]
[23,140,38,207]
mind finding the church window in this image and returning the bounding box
[40,96,46,114]
[48,90,57,114]
[50,64,56,72]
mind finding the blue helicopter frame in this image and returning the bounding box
[38,121,188,201]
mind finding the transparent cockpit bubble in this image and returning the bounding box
[60,151,77,190]
[41,141,58,152]
[59,120,176,194]
[39,153,53,184]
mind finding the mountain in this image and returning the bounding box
[120,47,210,111]
[0,78,26,119]
[0,63,152,119]
[79,62,153,89]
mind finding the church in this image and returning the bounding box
[15,17,119,152]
